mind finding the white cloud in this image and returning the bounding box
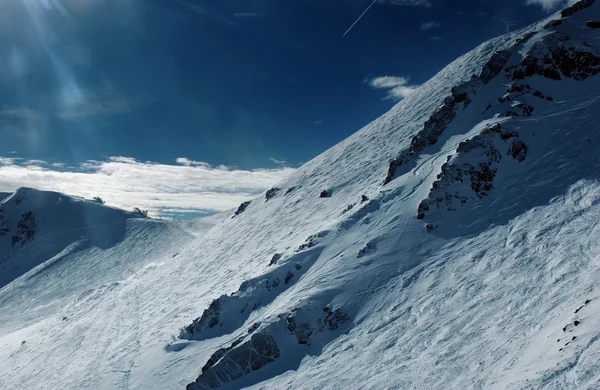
[420,21,440,30]
[524,0,576,11]
[368,76,420,101]
[270,157,287,165]
[0,156,295,217]
[430,35,443,41]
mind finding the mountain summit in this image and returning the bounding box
[3,1,600,389]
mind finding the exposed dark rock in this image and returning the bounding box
[574,320,581,326]
[11,211,36,248]
[479,50,513,84]
[546,96,554,101]
[247,322,261,334]
[499,103,534,118]
[383,46,523,186]
[266,278,280,291]
[417,123,528,222]
[317,309,350,332]
[425,223,437,232]
[320,190,331,198]
[269,253,282,266]
[360,195,369,203]
[508,32,600,82]
[561,0,595,18]
[357,241,375,258]
[265,187,280,202]
[286,315,313,344]
[180,299,221,339]
[284,271,294,284]
[510,139,528,162]
[544,19,563,29]
[587,21,600,28]
[0,209,8,236]
[187,331,280,389]
[233,201,251,218]
[286,307,350,345]
[297,232,327,251]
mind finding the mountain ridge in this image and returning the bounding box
[3,1,600,389]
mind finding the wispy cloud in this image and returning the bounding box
[420,21,440,30]
[524,0,576,11]
[430,35,442,41]
[270,157,287,165]
[0,156,295,217]
[367,76,419,101]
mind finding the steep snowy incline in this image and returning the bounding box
[2,1,600,389]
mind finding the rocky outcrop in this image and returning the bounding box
[187,330,280,390]
[179,299,221,339]
[499,103,535,118]
[286,307,350,345]
[417,124,527,221]
[0,209,8,236]
[587,21,600,28]
[507,32,600,82]
[180,243,322,341]
[232,201,251,218]
[544,19,563,29]
[561,0,595,18]
[265,187,280,202]
[383,48,524,185]
[11,211,36,247]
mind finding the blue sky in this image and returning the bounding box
[0,0,571,217]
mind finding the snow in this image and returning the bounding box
[2,2,600,389]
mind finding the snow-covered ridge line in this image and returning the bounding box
[3,1,600,389]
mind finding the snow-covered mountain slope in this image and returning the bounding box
[0,188,141,289]
[3,1,600,389]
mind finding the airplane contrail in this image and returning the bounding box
[342,0,377,37]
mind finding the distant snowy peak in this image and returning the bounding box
[0,187,138,288]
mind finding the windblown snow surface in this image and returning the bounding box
[3,1,600,389]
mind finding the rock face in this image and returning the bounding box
[507,32,600,82]
[587,20,600,28]
[0,209,8,236]
[383,47,527,186]
[417,124,527,221]
[233,201,251,218]
[11,211,36,248]
[561,0,596,18]
[265,188,280,202]
[179,299,221,339]
[286,307,350,345]
[187,331,280,390]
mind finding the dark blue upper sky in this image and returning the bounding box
[0,0,555,169]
